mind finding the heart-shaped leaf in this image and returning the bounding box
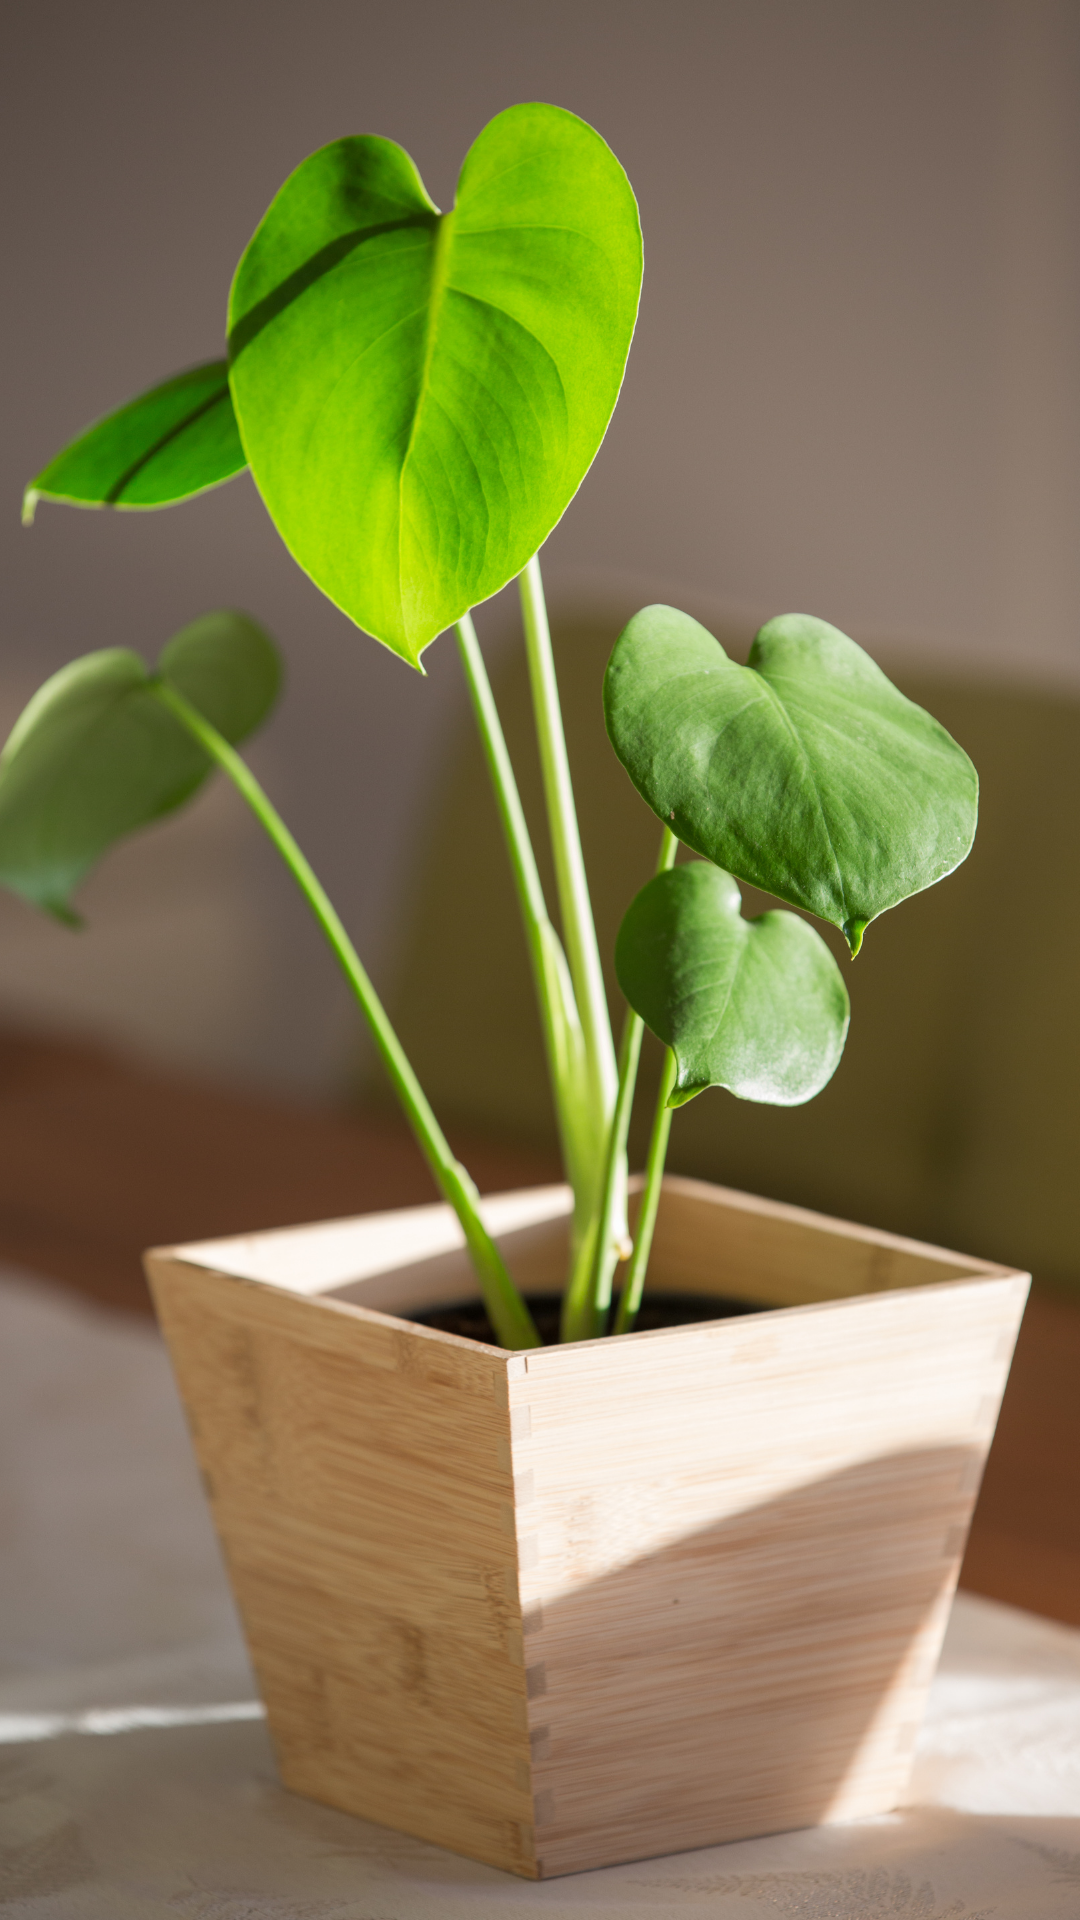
[227,102,642,666]
[0,611,280,921]
[616,862,850,1106]
[23,362,247,523]
[605,607,978,953]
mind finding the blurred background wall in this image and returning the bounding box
[3,2,1080,1276]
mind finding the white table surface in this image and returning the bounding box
[2,1268,1079,1918]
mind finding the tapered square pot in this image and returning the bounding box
[146,1175,1028,1880]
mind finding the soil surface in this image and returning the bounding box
[409,1289,767,1346]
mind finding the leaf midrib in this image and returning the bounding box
[699,925,745,1063]
[228,214,437,364]
[750,665,849,920]
[639,647,850,919]
[103,382,233,505]
[397,211,457,602]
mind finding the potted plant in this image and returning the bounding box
[9,103,1027,1878]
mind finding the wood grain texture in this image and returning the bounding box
[147,1175,1028,1879]
[512,1281,1021,1872]
[146,1260,538,1876]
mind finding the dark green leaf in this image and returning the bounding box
[158,609,282,741]
[0,611,280,920]
[605,607,978,953]
[23,362,247,522]
[616,863,850,1107]
[227,103,642,666]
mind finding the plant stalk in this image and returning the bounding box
[151,677,539,1352]
[454,613,595,1211]
[563,826,679,1342]
[560,1003,644,1341]
[518,554,618,1122]
[613,1046,678,1337]
[517,556,628,1328]
[455,613,549,935]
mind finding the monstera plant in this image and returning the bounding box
[12,103,977,1347]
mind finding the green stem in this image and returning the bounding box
[454,613,592,1208]
[613,1047,678,1337]
[560,1002,644,1342]
[564,826,679,1343]
[518,555,617,1122]
[151,678,539,1353]
[455,613,549,934]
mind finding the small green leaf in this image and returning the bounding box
[0,611,280,920]
[605,607,978,949]
[227,103,642,666]
[158,608,282,742]
[23,362,247,522]
[616,863,850,1107]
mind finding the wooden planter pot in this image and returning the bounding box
[146,1175,1027,1881]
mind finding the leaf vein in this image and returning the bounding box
[103,383,233,505]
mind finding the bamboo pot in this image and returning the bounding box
[146,1175,1027,1879]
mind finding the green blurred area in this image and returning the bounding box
[386,615,1080,1295]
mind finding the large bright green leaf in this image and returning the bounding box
[227,103,642,666]
[0,611,280,921]
[605,607,978,953]
[23,362,247,523]
[616,863,850,1107]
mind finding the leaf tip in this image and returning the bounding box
[843,917,868,958]
[666,1077,702,1110]
[46,899,83,930]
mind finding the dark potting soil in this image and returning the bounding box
[408,1290,767,1347]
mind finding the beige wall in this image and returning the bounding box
[3,1,1079,1093]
